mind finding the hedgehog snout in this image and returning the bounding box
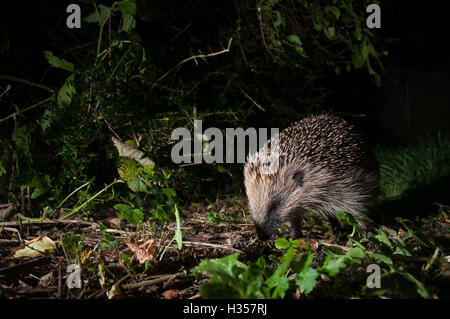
[254,214,283,241]
[255,223,272,241]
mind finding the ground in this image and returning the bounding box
[0,196,449,299]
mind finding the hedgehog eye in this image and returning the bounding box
[292,170,304,187]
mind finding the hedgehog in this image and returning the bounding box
[244,114,379,240]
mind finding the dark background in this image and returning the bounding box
[1,1,449,145]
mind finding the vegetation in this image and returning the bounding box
[0,1,448,299]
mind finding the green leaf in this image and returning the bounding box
[323,255,346,276]
[43,51,74,72]
[192,253,247,280]
[84,4,112,25]
[374,232,393,249]
[118,158,148,192]
[40,109,54,133]
[287,34,302,46]
[162,187,177,199]
[120,13,136,33]
[295,267,318,294]
[290,239,301,248]
[275,237,290,249]
[58,74,76,108]
[372,253,393,265]
[337,211,364,235]
[354,27,362,41]
[401,271,431,298]
[324,26,335,40]
[273,11,283,28]
[0,164,6,177]
[30,175,50,199]
[199,282,241,299]
[299,250,314,268]
[174,203,183,250]
[346,247,365,259]
[271,276,289,298]
[324,6,340,19]
[117,0,136,15]
[114,203,144,224]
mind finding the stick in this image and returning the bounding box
[0,219,96,227]
[121,273,181,289]
[0,74,58,92]
[182,241,242,253]
[152,38,233,87]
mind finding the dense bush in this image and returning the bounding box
[0,0,385,207]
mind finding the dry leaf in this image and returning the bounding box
[108,283,124,299]
[126,238,155,264]
[98,264,106,288]
[11,235,56,258]
[162,289,181,299]
[112,137,155,167]
[39,272,54,287]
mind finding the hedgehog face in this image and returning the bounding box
[244,162,305,240]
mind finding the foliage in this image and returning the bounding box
[376,134,450,198]
[0,0,387,207]
[192,238,317,298]
[192,211,441,299]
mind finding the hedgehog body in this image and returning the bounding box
[244,114,379,240]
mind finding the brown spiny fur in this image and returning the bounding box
[244,114,379,240]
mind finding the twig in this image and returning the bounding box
[152,38,233,87]
[240,88,265,111]
[20,187,25,216]
[0,257,49,276]
[0,74,57,92]
[182,241,242,253]
[7,114,17,202]
[57,261,62,298]
[179,162,202,167]
[170,23,192,42]
[0,96,53,123]
[0,227,23,242]
[257,6,269,51]
[0,204,14,220]
[0,239,21,247]
[0,219,96,227]
[27,187,31,211]
[0,84,11,99]
[121,273,181,289]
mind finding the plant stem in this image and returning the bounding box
[59,179,124,220]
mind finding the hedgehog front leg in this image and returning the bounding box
[288,214,303,239]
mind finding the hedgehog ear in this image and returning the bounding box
[292,170,304,187]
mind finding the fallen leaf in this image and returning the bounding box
[39,272,54,287]
[98,264,106,288]
[112,137,155,167]
[11,236,56,258]
[126,238,155,264]
[108,283,124,299]
[162,289,180,299]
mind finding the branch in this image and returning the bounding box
[0,74,58,93]
[152,38,233,88]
